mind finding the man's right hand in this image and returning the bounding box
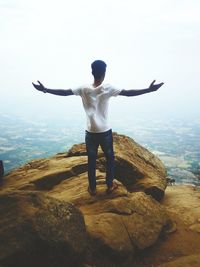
[32,82,74,96]
[32,81,46,92]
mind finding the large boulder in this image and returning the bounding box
[67,132,167,200]
[113,133,167,200]
[0,191,88,267]
[1,179,173,262]
[0,133,172,265]
[83,191,172,256]
[2,133,167,200]
[45,171,172,258]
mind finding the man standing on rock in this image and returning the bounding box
[32,60,164,196]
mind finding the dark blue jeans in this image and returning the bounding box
[85,129,115,190]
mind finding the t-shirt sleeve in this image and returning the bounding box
[71,86,83,96]
[108,85,122,97]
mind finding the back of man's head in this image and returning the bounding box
[91,60,107,79]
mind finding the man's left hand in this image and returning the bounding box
[149,80,164,91]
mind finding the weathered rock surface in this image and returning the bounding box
[161,185,200,227]
[1,183,199,267]
[0,179,172,265]
[0,191,88,267]
[140,185,200,267]
[67,133,168,200]
[0,134,173,266]
[2,133,167,201]
[83,192,171,254]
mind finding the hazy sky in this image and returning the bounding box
[1,0,200,121]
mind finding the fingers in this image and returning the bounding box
[149,80,164,91]
[32,81,45,91]
[32,82,42,90]
[32,82,37,88]
[150,80,156,87]
[37,80,44,87]
[158,82,164,88]
[156,82,164,90]
[150,80,164,88]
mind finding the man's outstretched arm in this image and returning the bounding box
[32,81,74,96]
[119,80,164,97]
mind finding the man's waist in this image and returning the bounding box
[85,128,112,135]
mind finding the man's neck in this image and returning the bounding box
[93,81,101,87]
[93,78,104,88]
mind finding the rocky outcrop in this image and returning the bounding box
[161,185,200,227]
[2,133,192,267]
[0,191,88,267]
[155,185,200,267]
[1,133,167,200]
[83,191,172,255]
[67,133,167,201]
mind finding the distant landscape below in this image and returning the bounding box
[0,112,200,186]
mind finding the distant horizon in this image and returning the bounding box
[1,112,200,186]
[1,104,200,124]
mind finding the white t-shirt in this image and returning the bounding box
[72,83,122,133]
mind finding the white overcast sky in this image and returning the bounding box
[1,0,200,121]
